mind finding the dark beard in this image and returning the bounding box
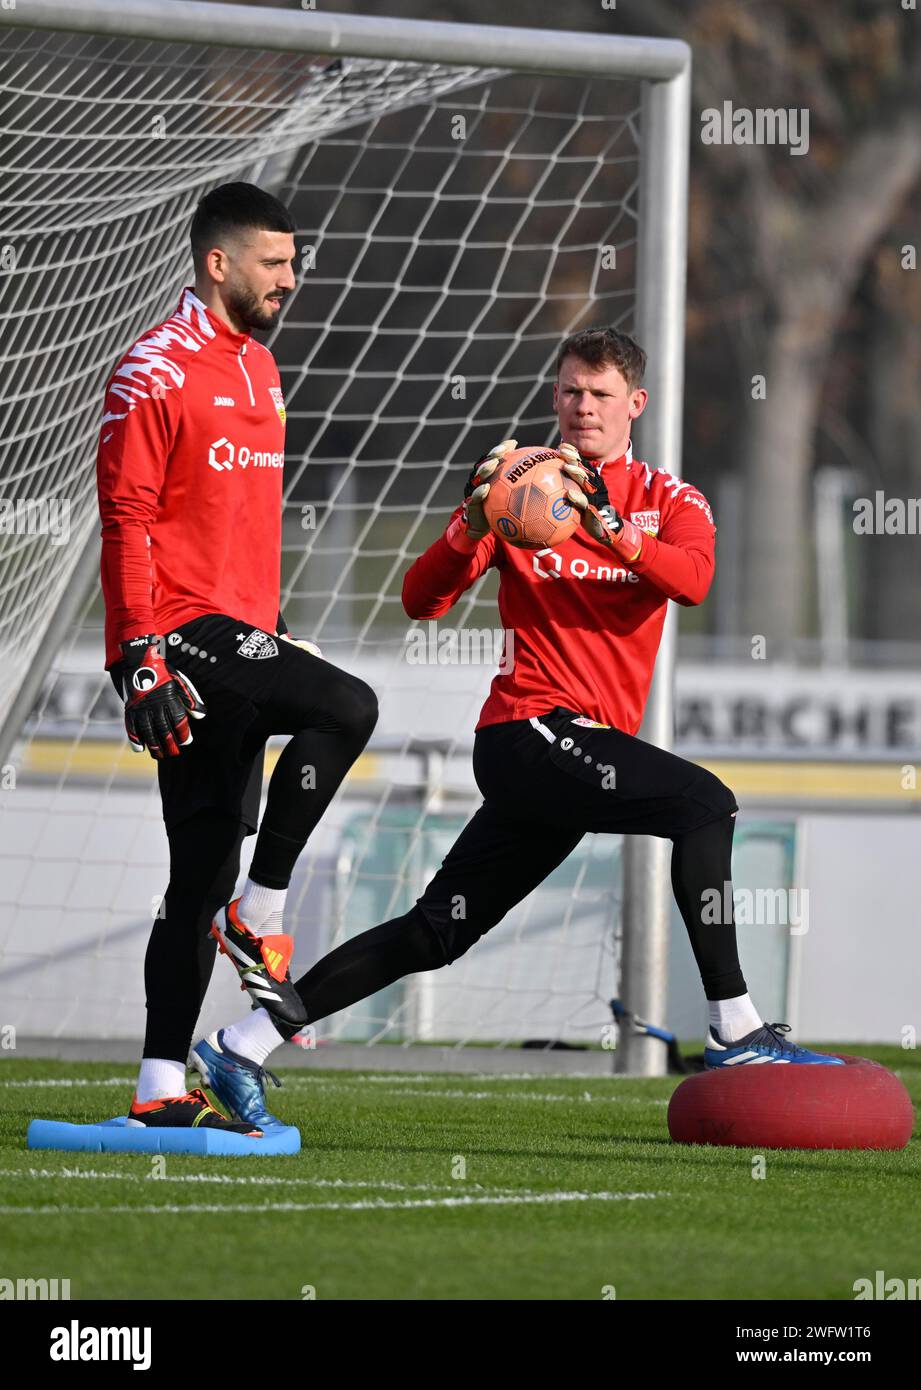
[225,282,282,332]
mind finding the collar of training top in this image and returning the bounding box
[179,284,252,347]
[587,440,634,472]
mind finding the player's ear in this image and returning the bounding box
[552,381,559,410]
[629,388,648,420]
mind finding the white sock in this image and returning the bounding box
[237,878,287,935]
[136,1057,186,1103]
[223,1009,285,1067]
[709,994,763,1043]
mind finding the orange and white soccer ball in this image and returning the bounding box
[482,446,579,549]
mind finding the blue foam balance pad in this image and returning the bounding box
[27,1115,300,1156]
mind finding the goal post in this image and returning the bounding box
[0,0,690,1073]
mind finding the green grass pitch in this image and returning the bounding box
[0,1048,918,1301]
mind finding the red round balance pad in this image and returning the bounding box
[667,1055,914,1150]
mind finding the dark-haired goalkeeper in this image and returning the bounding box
[195,327,841,1127]
[97,182,378,1136]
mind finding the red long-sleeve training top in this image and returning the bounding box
[401,447,716,735]
[96,286,286,670]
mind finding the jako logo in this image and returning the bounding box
[207,439,283,472]
[49,1320,151,1371]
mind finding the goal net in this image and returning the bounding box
[0,5,688,1060]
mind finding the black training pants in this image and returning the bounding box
[289,707,747,1033]
[110,613,378,1061]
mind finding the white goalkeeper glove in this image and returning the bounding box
[461,438,518,540]
[280,633,324,659]
[561,444,645,563]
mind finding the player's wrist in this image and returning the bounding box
[456,440,514,549]
[447,513,485,553]
[595,509,644,562]
[119,633,166,668]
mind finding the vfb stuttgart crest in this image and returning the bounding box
[269,386,286,425]
[630,509,660,535]
[237,630,279,660]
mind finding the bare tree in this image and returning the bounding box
[615,0,921,645]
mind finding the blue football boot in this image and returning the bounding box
[189,1029,284,1129]
[705,1022,846,1068]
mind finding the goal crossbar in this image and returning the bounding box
[2,0,690,81]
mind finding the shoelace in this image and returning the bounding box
[257,1067,281,1091]
[761,1022,807,1057]
[169,1088,221,1115]
[187,1087,220,1110]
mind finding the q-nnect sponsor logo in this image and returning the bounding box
[207,438,284,472]
[533,549,640,584]
[49,1319,151,1371]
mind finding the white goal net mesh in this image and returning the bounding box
[0,20,644,1053]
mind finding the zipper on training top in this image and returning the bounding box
[237,344,255,407]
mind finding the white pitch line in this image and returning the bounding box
[284,1082,668,1104]
[0,1078,670,1104]
[0,1078,132,1088]
[0,1169,515,1194]
[0,1072,668,1091]
[356,1072,647,1083]
[0,1191,666,1215]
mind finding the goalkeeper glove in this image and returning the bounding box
[560,444,645,564]
[460,437,518,540]
[119,634,206,760]
[280,633,323,659]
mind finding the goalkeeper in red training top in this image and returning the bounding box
[195,326,842,1129]
[97,183,378,1136]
